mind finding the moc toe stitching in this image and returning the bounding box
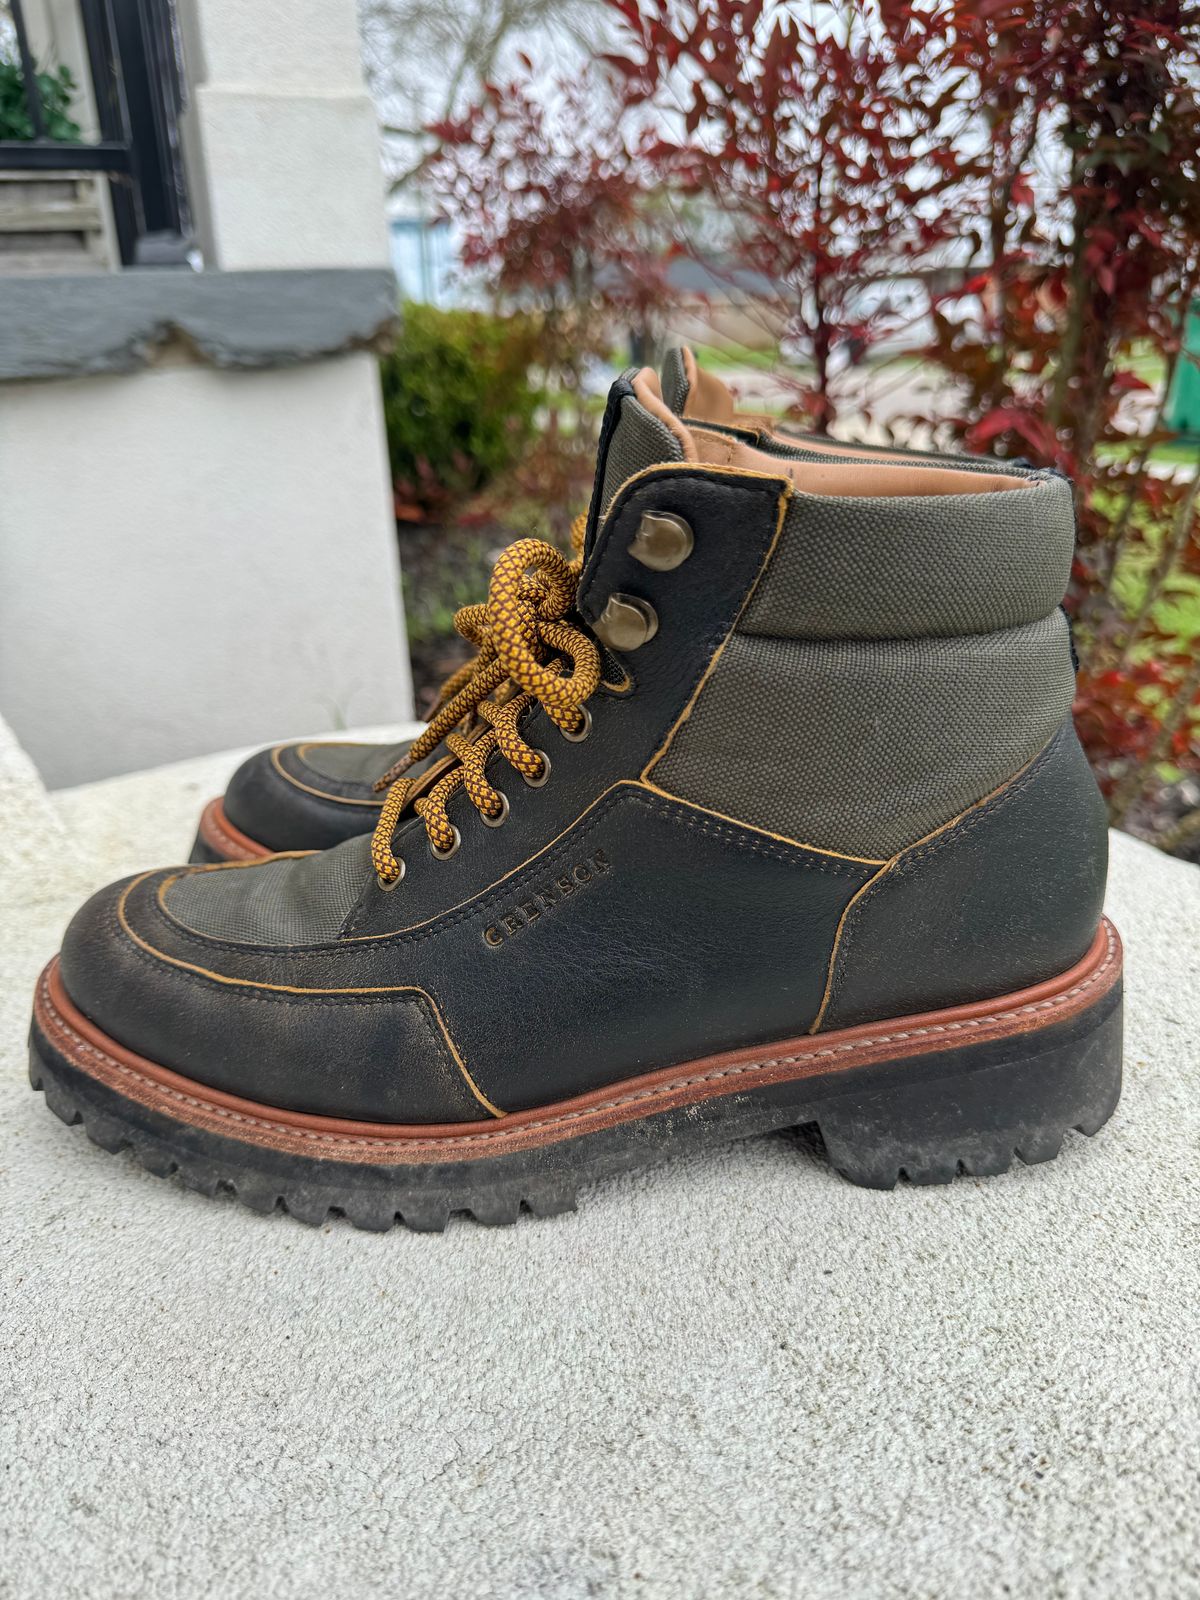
[221,744,391,855]
[57,871,488,1123]
[271,743,391,805]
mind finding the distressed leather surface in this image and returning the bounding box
[55,459,1108,1127]
[60,790,872,1119]
[63,469,849,1122]
[222,741,408,854]
[820,722,1108,1030]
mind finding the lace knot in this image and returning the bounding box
[370,524,599,886]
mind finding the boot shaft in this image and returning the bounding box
[594,368,1079,859]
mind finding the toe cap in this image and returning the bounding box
[222,742,389,853]
[56,865,489,1123]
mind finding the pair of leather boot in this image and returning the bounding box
[30,350,1123,1230]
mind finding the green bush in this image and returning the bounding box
[380,303,539,514]
[0,57,81,142]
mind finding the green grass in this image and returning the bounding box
[683,341,787,373]
[1098,435,1200,470]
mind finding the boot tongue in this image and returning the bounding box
[659,346,737,424]
[582,367,690,556]
[660,346,694,415]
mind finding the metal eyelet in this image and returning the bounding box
[376,858,406,891]
[629,511,694,571]
[522,750,552,788]
[593,593,659,653]
[430,825,462,861]
[560,705,592,743]
[480,791,510,828]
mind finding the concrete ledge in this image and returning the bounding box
[0,267,399,380]
[1,727,1198,1597]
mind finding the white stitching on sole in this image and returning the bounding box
[36,923,1119,1157]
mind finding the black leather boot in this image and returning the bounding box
[191,351,1019,864]
[31,368,1122,1229]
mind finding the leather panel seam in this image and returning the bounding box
[271,745,386,809]
[147,787,873,961]
[815,728,1064,1030]
[108,887,503,1117]
[641,484,792,783]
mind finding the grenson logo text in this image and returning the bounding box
[484,849,611,946]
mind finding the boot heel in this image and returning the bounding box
[814,975,1123,1189]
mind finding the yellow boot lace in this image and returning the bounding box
[419,512,589,724]
[370,523,599,886]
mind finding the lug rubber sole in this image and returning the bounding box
[190,796,275,865]
[29,920,1123,1232]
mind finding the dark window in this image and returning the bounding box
[0,0,191,266]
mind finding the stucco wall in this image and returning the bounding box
[177,0,390,272]
[0,353,410,787]
[1,0,411,788]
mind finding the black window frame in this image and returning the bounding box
[0,0,191,266]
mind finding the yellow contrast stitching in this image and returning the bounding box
[355,780,875,940]
[116,876,503,1118]
[808,740,1053,1033]
[636,781,886,866]
[808,868,892,1034]
[270,745,385,809]
[642,481,792,779]
[41,923,1118,1156]
[163,783,874,956]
